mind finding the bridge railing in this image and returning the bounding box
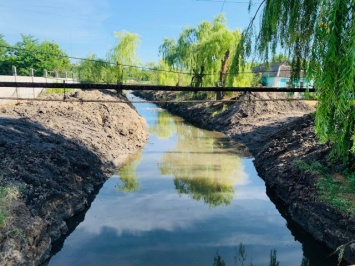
[0,68,79,103]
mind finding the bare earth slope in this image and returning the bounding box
[133,90,355,263]
[0,90,148,265]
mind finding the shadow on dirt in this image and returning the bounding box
[0,117,110,265]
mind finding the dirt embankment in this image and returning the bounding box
[133,90,355,263]
[0,90,148,265]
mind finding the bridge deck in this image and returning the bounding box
[0,82,316,93]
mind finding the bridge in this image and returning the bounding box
[0,75,79,104]
[0,81,316,104]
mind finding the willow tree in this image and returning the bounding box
[77,54,111,83]
[237,0,355,162]
[159,15,254,88]
[109,31,140,84]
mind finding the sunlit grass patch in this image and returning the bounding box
[318,171,355,215]
[0,186,19,227]
[45,88,74,94]
[294,160,355,215]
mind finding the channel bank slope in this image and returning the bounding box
[0,90,148,265]
[134,90,355,263]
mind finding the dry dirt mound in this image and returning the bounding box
[0,90,148,265]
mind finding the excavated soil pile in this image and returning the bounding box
[0,90,148,265]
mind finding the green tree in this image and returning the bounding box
[108,31,140,84]
[213,252,226,266]
[269,249,279,266]
[272,54,288,63]
[35,41,71,75]
[0,35,12,75]
[0,34,70,76]
[238,0,355,161]
[77,54,111,83]
[157,110,243,207]
[159,14,254,89]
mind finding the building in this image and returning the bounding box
[253,62,312,88]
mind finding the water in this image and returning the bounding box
[48,95,339,266]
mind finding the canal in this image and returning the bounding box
[48,95,339,265]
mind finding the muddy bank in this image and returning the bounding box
[133,90,355,263]
[254,113,355,263]
[0,90,148,265]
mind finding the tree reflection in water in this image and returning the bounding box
[155,110,244,207]
[116,152,142,193]
[150,110,177,139]
[213,252,226,266]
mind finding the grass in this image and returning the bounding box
[211,103,228,118]
[0,186,19,227]
[294,160,355,215]
[45,88,74,94]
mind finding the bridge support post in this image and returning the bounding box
[12,66,17,76]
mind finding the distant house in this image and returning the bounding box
[253,62,312,88]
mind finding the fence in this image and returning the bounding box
[0,67,79,103]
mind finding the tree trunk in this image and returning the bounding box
[216,50,230,100]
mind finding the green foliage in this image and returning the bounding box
[0,35,11,75]
[332,240,355,266]
[0,186,19,227]
[159,14,255,88]
[109,31,141,83]
[293,160,355,215]
[45,88,74,94]
[269,249,280,266]
[213,252,226,266]
[76,54,113,83]
[0,34,70,76]
[235,243,247,266]
[240,0,355,161]
[117,153,142,193]
[156,109,243,207]
[76,31,142,84]
[272,54,288,63]
[117,163,140,193]
[156,60,181,86]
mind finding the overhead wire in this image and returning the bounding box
[0,44,295,77]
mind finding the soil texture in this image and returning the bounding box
[0,90,148,265]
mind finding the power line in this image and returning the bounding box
[220,0,227,12]
[0,44,300,77]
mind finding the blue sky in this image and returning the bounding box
[0,0,260,64]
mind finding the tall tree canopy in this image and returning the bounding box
[76,54,111,83]
[77,31,141,84]
[108,31,141,83]
[159,15,254,87]
[0,34,70,76]
[238,0,355,161]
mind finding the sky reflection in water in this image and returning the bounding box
[49,98,335,266]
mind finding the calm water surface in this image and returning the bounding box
[48,95,339,266]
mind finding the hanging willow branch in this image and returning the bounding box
[235,0,355,162]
